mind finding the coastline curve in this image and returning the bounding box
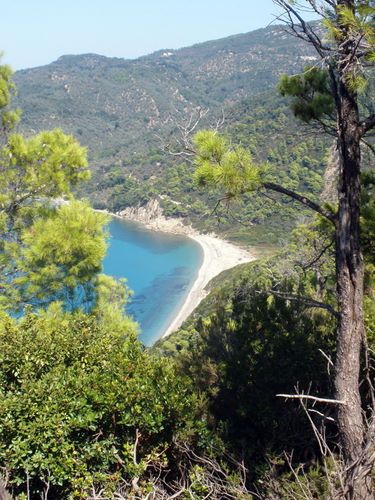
[162,233,255,337]
[100,201,256,340]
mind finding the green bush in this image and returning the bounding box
[0,309,203,498]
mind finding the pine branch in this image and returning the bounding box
[262,181,337,223]
[266,289,339,319]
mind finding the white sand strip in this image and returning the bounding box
[99,202,257,339]
[162,234,256,338]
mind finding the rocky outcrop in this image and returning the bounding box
[117,199,196,236]
[321,145,338,204]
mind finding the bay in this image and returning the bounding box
[103,217,203,345]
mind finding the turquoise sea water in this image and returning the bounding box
[103,217,203,345]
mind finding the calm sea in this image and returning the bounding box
[103,217,203,345]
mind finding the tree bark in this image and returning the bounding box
[272,1,374,497]
[334,55,372,500]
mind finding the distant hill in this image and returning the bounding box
[14,24,328,245]
[14,24,319,164]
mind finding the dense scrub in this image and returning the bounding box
[0,309,211,498]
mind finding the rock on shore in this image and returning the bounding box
[117,199,195,236]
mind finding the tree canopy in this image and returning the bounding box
[0,61,116,314]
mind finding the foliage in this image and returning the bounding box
[0,60,116,315]
[1,129,89,196]
[261,457,333,499]
[156,227,337,470]
[323,1,375,92]
[0,309,206,498]
[191,126,329,234]
[193,130,261,197]
[278,66,334,122]
[12,201,108,310]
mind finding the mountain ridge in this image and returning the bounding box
[23,22,316,70]
[14,23,317,151]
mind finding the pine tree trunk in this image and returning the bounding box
[334,81,373,499]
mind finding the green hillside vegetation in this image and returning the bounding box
[87,90,330,246]
[13,24,329,246]
[14,24,318,163]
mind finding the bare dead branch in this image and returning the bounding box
[308,408,336,422]
[274,0,332,56]
[277,393,346,405]
[319,348,335,376]
[300,239,335,270]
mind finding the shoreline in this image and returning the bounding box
[103,202,256,339]
[162,233,255,338]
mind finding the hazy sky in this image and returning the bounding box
[1,0,311,70]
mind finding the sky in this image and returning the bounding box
[0,0,300,70]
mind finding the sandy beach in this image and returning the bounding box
[162,233,255,337]
[111,199,256,338]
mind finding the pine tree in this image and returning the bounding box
[0,60,111,312]
[193,2,375,496]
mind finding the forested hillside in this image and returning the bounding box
[14,24,319,159]
[14,24,329,245]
